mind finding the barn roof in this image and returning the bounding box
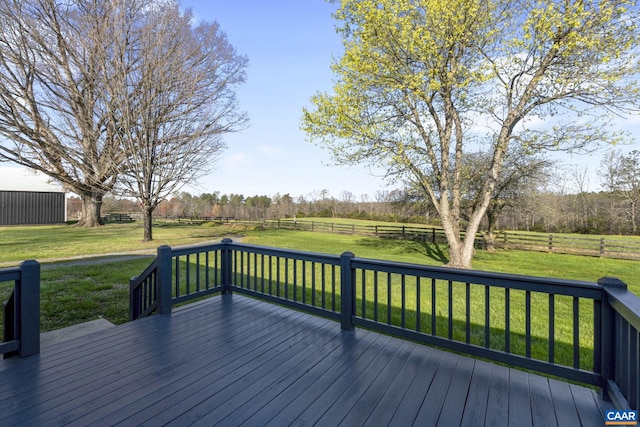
[0,166,64,193]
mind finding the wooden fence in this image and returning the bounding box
[235,219,640,260]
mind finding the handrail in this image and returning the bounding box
[130,239,639,409]
[599,277,640,410]
[1,260,40,359]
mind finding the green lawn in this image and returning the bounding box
[0,222,239,265]
[241,229,640,293]
[1,221,638,352]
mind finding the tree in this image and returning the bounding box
[303,0,640,268]
[600,150,640,233]
[0,0,132,226]
[109,1,248,241]
[461,147,551,250]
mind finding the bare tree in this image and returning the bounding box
[0,0,131,226]
[600,150,640,234]
[461,147,551,250]
[108,1,248,241]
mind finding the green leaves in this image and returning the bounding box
[303,0,640,268]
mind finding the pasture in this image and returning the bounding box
[1,220,638,369]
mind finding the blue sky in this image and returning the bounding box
[181,0,390,200]
[180,0,639,199]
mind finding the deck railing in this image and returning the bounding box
[0,260,40,359]
[130,239,640,410]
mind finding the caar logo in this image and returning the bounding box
[605,410,638,425]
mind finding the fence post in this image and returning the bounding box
[157,245,172,316]
[432,227,436,243]
[340,252,355,331]
[548,234,553,252]
[598,276,627,403]
[18,260,40,357]
[600,238,605,257]
[221,238,233,294]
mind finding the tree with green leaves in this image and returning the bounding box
[303,0,640,268]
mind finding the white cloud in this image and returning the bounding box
[224,151,250,168]
[258,144,282,156]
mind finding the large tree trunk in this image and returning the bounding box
[76,192,104,227]
[440,197,487,269]
[142,205,154,242]
[483,208,498,252]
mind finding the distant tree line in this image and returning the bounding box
[70,149,640,237]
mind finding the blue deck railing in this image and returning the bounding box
[130,238,640,410]
[0,260,40,359]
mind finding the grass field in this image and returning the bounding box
[1,221,639,338]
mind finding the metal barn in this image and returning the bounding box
[0,167,66,225]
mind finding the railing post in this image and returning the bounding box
[157,245,172,315]
[18,260,40,357]
[221,238,233,294]
[598,276,627,403]
[340,252,355,331]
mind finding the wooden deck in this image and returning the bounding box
[0,294,610,426]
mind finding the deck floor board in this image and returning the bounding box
[0,294,608,426]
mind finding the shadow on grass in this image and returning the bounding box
[415,241,449,264]
[355,237,450,264]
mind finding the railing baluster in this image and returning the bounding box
[387,272,392,325]
[416,277,421,333]
[276,256,281,297]
[625,320,637,406]
[505,288,510,353]
[526,290,531,358]
[361,269,366,318]
[448,280,453,340]
[401,275,406,329]
[431,278,436,335]
[485,285,490,348]
[466,282,471,344]
[186,254,190,295]
[261,254,265,293]
[549,293,555,364]
[374,271,378,322]
[321,263,326,308]
[302,261,306,303]
[331,265,336,312]
[293,259,298,302]
[205,251,210,290]
[594,299,602,375]
[285,258,289,300]
[240,251,244,288]
[311,262,316,306]
[573,296,580,369]
[175,256,180,298]
[196,253,200,293]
